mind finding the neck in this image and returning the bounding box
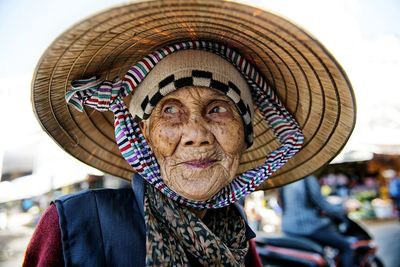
[189,208,207,219]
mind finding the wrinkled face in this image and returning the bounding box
[141,86,246,201]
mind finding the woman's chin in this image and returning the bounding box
[177,190,217,202]
[169,177,222,201]
[162,164,232,201]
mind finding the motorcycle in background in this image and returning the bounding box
[256,216,384,267]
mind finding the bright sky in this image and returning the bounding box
[257,0,400,151]
[0,0,399,167]
[0,0,125,148]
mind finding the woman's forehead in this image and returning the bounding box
[160,86,231,103]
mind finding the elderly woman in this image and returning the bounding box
[24,1,356,266]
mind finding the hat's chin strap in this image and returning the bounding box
[65,41,304,209]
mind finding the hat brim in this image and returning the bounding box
[32,0,356,190]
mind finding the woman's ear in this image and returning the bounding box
[139,120,149,139]
[242,141,248,153]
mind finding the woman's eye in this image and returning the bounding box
[164,106,179,114]
[209,106,227,114]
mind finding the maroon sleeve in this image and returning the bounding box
[23,204,64,267]
[245,238,263,267]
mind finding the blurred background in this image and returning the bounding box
[0,0,399,266]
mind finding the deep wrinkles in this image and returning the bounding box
[140,87,245,201]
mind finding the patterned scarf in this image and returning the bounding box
[66,41,304,209]
[145,184,249,266]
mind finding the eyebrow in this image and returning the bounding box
[208,96,236,105]
[160,97,182,105]
[160,92,233,107]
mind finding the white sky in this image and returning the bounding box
[0,0,399,164]
[257,0,400,151]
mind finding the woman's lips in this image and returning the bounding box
[183,159,217,168]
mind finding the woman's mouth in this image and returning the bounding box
[183,159,217,169]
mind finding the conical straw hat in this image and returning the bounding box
[32,0,356,190]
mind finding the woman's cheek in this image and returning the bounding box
[150,124,181,157]
[214,121,245,155]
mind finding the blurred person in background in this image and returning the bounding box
[389,171,400,219]
[280,175,353,267]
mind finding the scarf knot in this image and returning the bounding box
[65,76,123,112]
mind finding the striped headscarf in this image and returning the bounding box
[128,49,255,147]
[65,41,304,209]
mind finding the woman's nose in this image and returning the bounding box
[181,118,215,147]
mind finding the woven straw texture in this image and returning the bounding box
[32,0,356,190]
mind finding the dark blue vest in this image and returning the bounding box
[55,175,254,266]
